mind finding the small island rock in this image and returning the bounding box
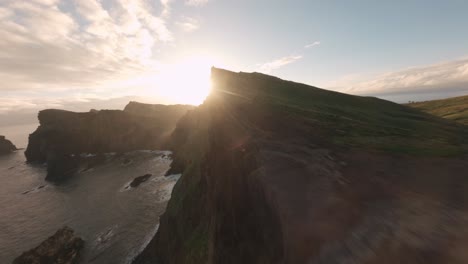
[0,135,17,155]
[13,226,84,264]
[130,174,153,188]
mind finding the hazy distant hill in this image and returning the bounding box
[135,68,468,264]
[408,95,468,125]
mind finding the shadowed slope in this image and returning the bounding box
[135,68,468,264]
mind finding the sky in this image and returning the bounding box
[1,0,468,121]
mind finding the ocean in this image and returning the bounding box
[0,126,178,263]
[0,123,38,149]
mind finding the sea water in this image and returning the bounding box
[0,149,179,263]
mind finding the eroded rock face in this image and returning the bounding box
[24,102,193,181]
[0,135,17,155]
[13,226,84,264]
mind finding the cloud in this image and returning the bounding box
[0,95,158,129]
[0,97,69,113]
[0,0,174,95]
[0,95,150,113]
[255,42,318,74]
[339,59,468,97]
[185,0,210,6]
[305,41,320,48]
[258,55,303,74]
[160,0,172,17]
[176,16,199,32]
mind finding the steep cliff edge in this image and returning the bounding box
[135,68,468,264]
[0,135,17,155]
[25,102,193,181]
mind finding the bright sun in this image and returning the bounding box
[151,56,216,105]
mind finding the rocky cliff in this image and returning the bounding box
[134,68,468,264]
[25,102,193,181]
[0,135,17,155]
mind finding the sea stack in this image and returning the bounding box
[0,135,17,155]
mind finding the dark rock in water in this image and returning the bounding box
[0,135,17,155]
[13,226,84,264]
[46,153,80,182]
[130,174,152,188]
[46,153,108,182]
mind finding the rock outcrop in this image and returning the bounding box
[130,174,152,188]
[13,226,84,264]
[0,135,17,155]
[134,68,468,264]
[25,102,193,181]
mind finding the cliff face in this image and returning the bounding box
[0,135,17,155]
[25,102,193,181]
[124,101,193,117]
[135,68,468,263]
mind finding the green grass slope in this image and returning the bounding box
[214,69,468,156]
[408,95,468,125]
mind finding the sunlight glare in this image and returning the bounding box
[151,56,216,105]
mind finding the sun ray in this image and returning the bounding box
[149,56,217,105]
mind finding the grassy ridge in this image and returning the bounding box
[215,70,468,156]
[408,95,468,125]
